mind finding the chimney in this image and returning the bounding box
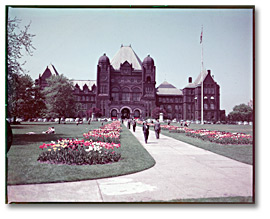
[207,70,211,75]
[188,77,192,83]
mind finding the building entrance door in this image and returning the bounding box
[121,108,130,119]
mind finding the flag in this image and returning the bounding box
[200,26,203,44]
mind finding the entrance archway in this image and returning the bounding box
[134,109,140,118]
[111,109,117,118]
[121,108,130,119]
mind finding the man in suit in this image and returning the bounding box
[142,122,150,143]
[154,119,161,139]
[132,119,136,132]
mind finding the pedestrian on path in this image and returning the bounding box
[132,119,136,132]
[154,119,161,139]
[142,121,149,143]
[127,119,131,129]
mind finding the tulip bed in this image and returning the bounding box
[37,121,122,165]
[137,121,252,145]
[83,122,121,143]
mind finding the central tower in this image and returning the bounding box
[96,45,157,119]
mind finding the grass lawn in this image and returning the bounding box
[7,122,155,185]
[145,122,253,165]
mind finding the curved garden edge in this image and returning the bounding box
[7,122,156,185]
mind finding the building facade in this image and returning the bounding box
[35,45,225,122]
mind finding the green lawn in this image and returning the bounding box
[7,122,155,185]
[147,122,253,165]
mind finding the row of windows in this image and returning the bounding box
[77,96,95,102]
[204,103,215,110]
[111,79,142,83]
[111,92,141,101]
[204,88,215,95]
[159,97,183,103]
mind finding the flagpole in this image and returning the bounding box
[200,25,204,125]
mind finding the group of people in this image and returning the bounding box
[142,119,161,144]
[127,118,137,132]
[125,118,161,144]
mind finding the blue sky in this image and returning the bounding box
[8,7,253,114]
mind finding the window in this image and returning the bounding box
[132,88,141,101]
[112,93,119,101]
[167,105,172,112]
[122,88,130,101]
[100,85,107,94]
[111,87,119,101]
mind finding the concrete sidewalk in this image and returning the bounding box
[7,123,253,203]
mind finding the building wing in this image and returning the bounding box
[157,81,183,95]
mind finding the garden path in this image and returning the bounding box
[7,122,253,203]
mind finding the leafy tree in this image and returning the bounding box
[7,17,36,121]
[228,103,253,122]
[86,107,102,119]
[151,107,167,119]
[8,74,45,122]
[42,75,77,123]
[7,17,36,76]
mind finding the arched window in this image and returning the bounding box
[146,76,151,83]
[111,87,119,101]
[122,87,130,101]
[132,87,141,101]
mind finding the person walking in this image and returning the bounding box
[132,119,137,132]
[127,119,131,129]
[154,119,161,139]
[142,121,150,143]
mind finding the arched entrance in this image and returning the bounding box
[121,108,130,119]
[133,109,141,118]
[111,109,118,118]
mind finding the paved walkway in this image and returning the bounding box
[7,123,253,203]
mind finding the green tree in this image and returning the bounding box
[228,103,253,122]
[7,17,36,121]
[151,107,167,119]
[42,75,77,123]
[8,74,45,122]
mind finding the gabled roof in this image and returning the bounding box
[157,81,183,96]
[71,80,96,91]
[110,45,142,70]
[40,64,59,79]
[193,70,208,85]
[184,70,210,89]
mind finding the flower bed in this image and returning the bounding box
[37,121,122,165]
[137,121,252,145]
[83,121,121,143]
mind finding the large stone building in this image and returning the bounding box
[35,45,225,122]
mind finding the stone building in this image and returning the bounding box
[35,45,225,122]
[96,45,156,119]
